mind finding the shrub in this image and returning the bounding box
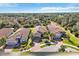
[0,38,6,46]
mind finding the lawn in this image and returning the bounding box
[59,23,79,46]
[64,30,79,46]
[30,28,36,33]
[56,23,79,51]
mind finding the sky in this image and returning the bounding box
[0,3,79,13]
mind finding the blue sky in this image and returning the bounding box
[0,3,79,13]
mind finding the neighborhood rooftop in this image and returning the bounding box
[35,26,48,33]
[0,28,14,39]
[8,28,30,40]
[47,22,64,34]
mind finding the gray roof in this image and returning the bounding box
[6,39,17,45]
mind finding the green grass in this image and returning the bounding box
[12,48,19,52]
[40,44,47,48]
[40,41,45,44]
[63,44,79,51]
[65,30,79,46]
[20,50,31,56]
[59,24,79,46]
[63,39,73,45]
[63,30,79,51]
[30,28,36,33]
[59,24,79,51]
[26,38,32,49]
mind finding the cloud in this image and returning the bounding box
[0,7,79,13]
[0,3,18,7]
[35,7,79,13]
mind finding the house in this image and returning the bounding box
[0,28,14,39]
[32,32,42,43]
[32,26,48,43]
[35,25,48,33]
[0,28,14,48]
[6,28,30,48]
[47,22,66,41]
[53,32,65,41]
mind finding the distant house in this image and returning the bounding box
[6,28,30,48]
[0,28,14,39]
[47,22,66,41]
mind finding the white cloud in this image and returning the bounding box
[1,7,79,13]
[36,7,79,13]
[0,3,18,7]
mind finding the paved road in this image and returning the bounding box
[35,45,60,52]
[0,50,21,56]
[32,41,63,52]
[31,42,79,52]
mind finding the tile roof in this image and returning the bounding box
[8,28,30,40]
[0,28,14,39]
[47,22,64,34]
[35,26,48,33]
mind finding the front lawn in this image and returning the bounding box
[64,30,79,46]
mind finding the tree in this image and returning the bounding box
[0,22,5,29]
[0,38,6,46]
[59,45,66,52]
